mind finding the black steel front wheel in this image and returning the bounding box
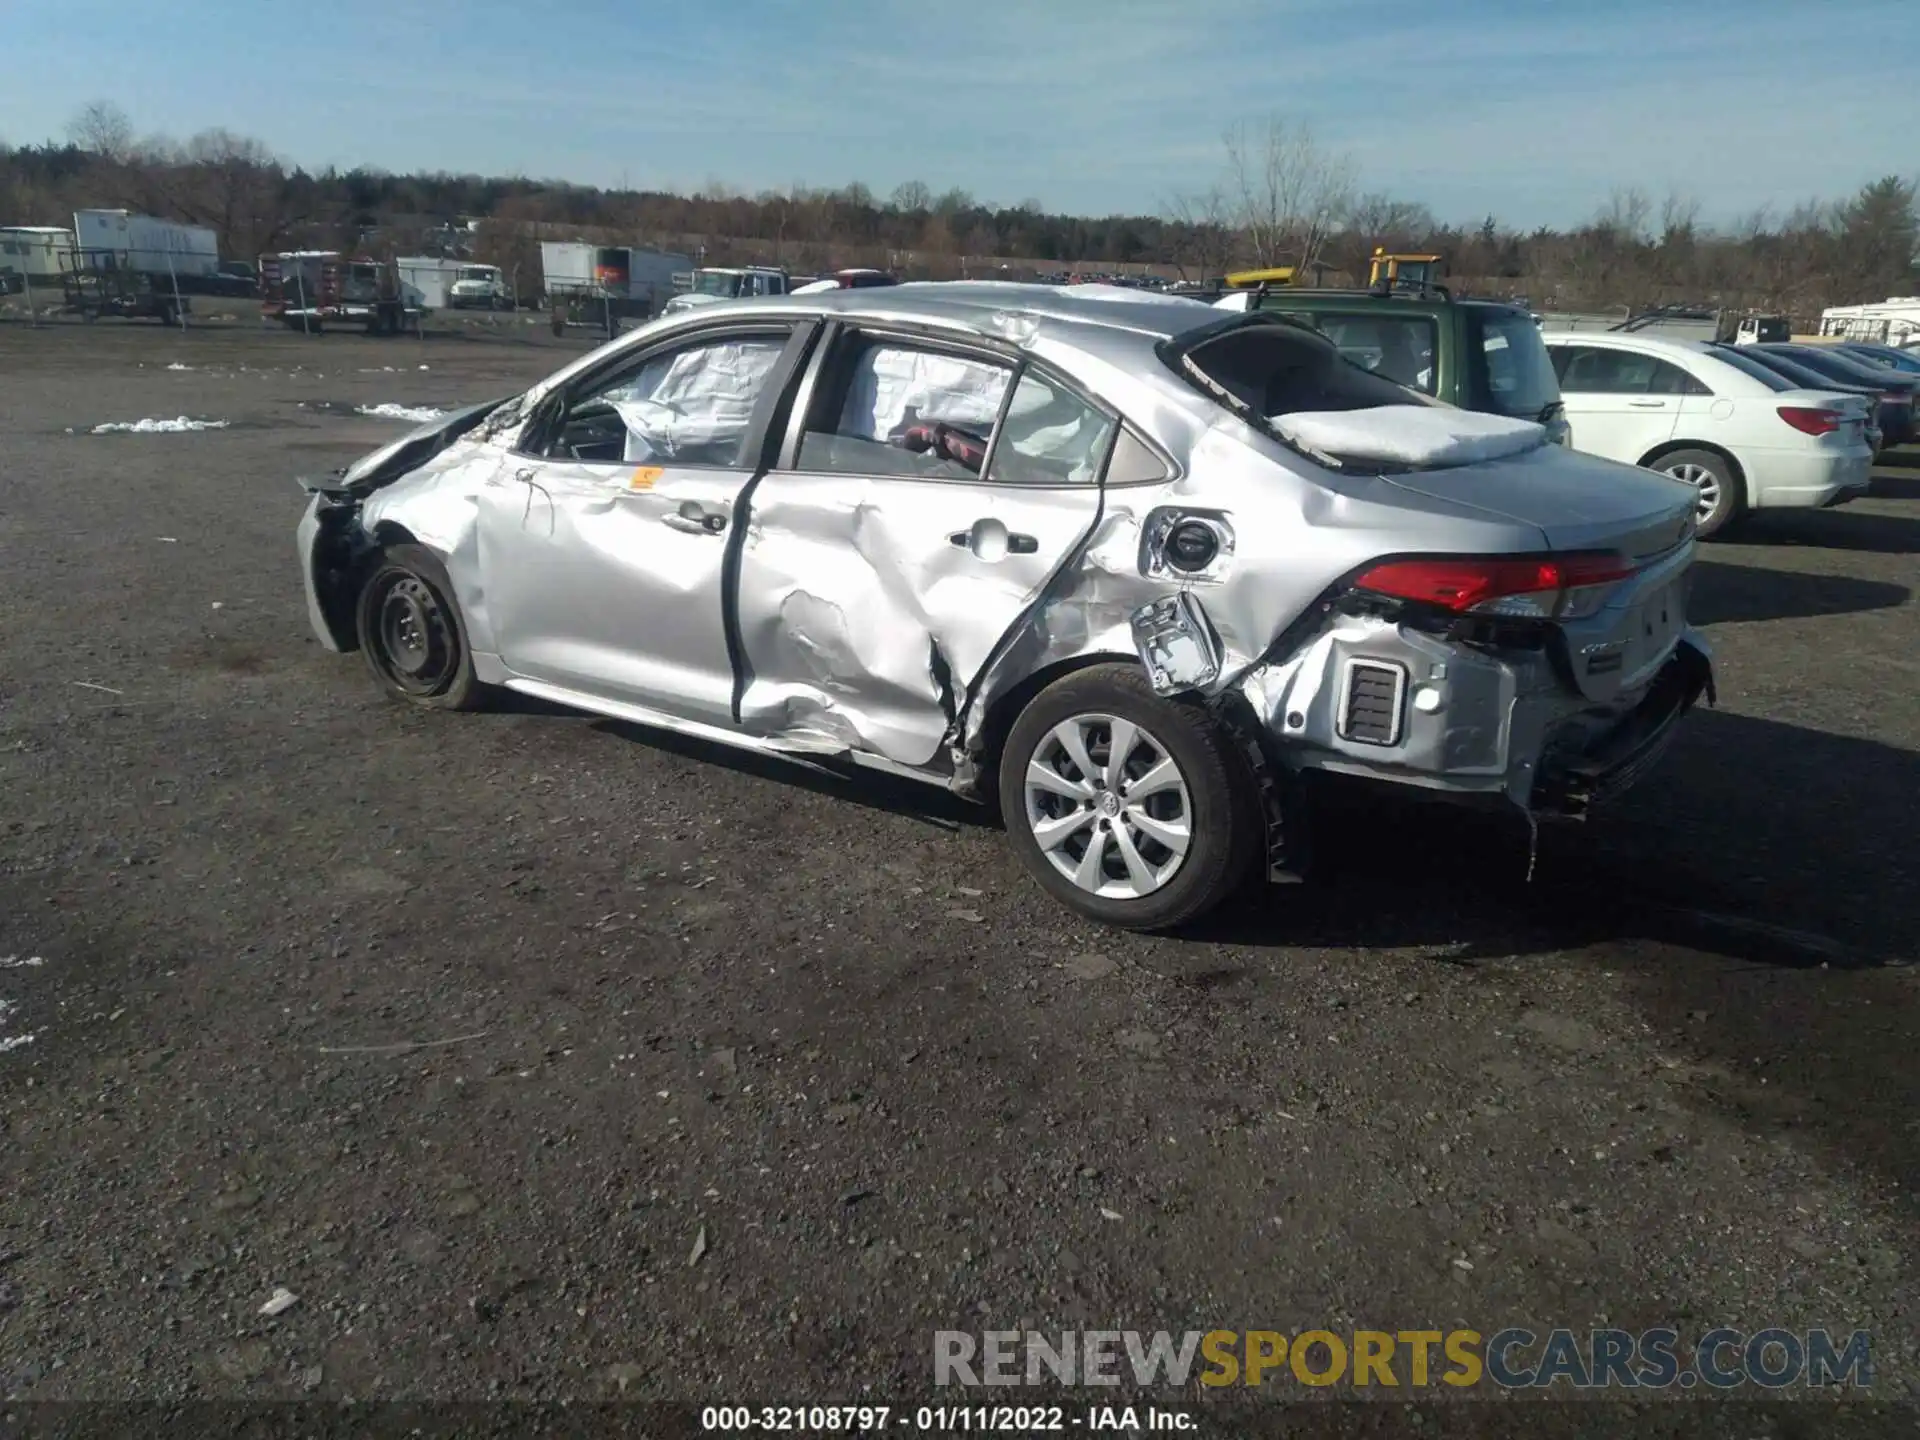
[355,544,487,710]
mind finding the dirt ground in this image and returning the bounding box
[0,312,1915,1430]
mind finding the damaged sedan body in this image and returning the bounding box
[297,283,1713,930]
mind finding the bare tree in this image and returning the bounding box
[889,180,932,213]
[1162,185,1235,280]
[1222,117,1355,272]
[1659,191,1701,245]
[1595,186,1653,245]
[67,101,137,163]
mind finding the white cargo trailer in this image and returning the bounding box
[72,209,219,278]
[539,242,693,334]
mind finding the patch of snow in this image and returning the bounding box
[356,403,448,423]
[0,997,35,1054]
[1271,405,1546,467]
[0,956,45,969]
[166,362,192,371]
[90,417,230,435]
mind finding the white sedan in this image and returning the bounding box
[1542,332,1874,537]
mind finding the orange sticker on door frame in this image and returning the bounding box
[629,466,664,490]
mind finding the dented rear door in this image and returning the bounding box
[733,335,1112,766]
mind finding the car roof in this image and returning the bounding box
[719,281,1225,344]
[1261,288,1526,314]
[1539,331,1715,359]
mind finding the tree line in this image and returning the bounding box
[2,104,1914,321]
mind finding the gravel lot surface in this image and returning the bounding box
[1,315,1915,1431]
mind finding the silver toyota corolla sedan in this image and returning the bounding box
[297,283,1714,930]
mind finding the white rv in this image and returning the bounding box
[1819,297,1920,347]
[0,226,74,291]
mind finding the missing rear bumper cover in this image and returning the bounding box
[1531,639,1714,817]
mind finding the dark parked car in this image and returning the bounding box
[1835,341,1920,379]
[1752,344,1917,447]
[1719,346,1893,453]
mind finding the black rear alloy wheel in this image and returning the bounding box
[355,544,486,710]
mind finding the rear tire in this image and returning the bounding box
[1655,447,1742,539]
[355,544,488,711]
[997,663,1262,931]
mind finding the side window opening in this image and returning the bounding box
[986,370,1117,486]
[539,332,790,466]
[799,337,1013,480]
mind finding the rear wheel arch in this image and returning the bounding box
[1639,437,1745,489]
[1639,440,1746,537]
[973,652,1141,779]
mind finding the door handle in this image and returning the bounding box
[662,504,726,535]
[948,522,1039,557]
[1628,400,1668,409]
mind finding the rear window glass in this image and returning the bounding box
[1172,320,1423,425]
[1474,312,1560,419]
[1708,346,1793,392]
[1741,349,1858,390]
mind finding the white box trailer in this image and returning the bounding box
[540,242,694,333]
[397,256,461,310]
[72,209,219,278]
[0,226,75,288]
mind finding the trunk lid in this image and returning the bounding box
[1380,445,1698,704]
[1378,443,1695,561]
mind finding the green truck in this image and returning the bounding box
[1217,279,1571,445]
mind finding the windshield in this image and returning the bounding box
[693,271,742,297]
[1474,311,1561,419]
[459,268,493,282]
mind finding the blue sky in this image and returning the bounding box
[3,0,1913,228]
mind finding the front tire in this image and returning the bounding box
[1656,447,1742,539]
[998,664,1261,931]
[355,544,487,710]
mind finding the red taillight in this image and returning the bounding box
[1777,405,1842,436]
[1352,553,1637,618]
